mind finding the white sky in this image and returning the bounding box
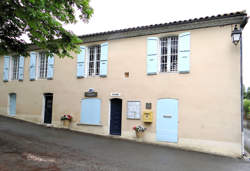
[66,0,250,88]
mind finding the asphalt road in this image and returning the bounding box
[0,116,250,171]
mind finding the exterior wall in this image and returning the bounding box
[0,24,241,157]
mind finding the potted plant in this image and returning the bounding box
[61,114,72,127]
[133,125,146,138]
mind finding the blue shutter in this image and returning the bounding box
[147,37,158,75]
[80,98,101,125]
[47,54,54,80]
[178,32,190,73]
[29,52,37,80]
[100,42,108,77]
[77,46,85,78]
[18,56,25,81]
[3,56,10,82]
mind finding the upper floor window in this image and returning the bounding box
[11,56,19,80]
[29,51,54,80]
[76,42,108,78]
[160,36,178,72]
[39,52,48,79]
[88,45,101,76]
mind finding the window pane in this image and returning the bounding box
[12,56,19,80]
[95,46,100,75]
[170,36,178,72]
[160,36,178,72]
[88,45,101,76]
[160,38,168,72]
[39,52,48,79]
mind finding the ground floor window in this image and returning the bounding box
[80,98,101,125]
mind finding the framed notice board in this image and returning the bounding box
[127,101,141,119]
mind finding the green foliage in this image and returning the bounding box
[0,0,93,58]
[243,85,246,99]
[244,99,250,117]
[246,87,250,99]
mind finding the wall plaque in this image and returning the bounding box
[146,103,152,109]
[85,91,97,97]
[111,92,121,97]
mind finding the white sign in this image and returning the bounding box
[127,101,141,119]
[111,92,121,97]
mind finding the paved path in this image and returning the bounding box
[0,116,250,171]
[244,120,250,153]
[244,128,250,153]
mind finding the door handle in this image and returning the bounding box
[163,114,172,118]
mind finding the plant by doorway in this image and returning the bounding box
[61,114,72,121]
[133,125,146,138]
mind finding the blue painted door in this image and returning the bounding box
[9,93,16,116]
[156,99,178,142]
[110,99,122,135]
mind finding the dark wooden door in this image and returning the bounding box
[44,93,53,124]
[110,99,122,135]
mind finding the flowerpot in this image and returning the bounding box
[63,120,70,127]
[136,131,143,138]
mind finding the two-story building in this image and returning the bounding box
[0,11,248,157]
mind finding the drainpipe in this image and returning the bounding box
[240,29,244,156]
[240,16,248,157]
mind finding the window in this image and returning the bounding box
[11,56,19,80]
[39,52,48,79]
[77,43,108,78]
[88,45,100,76]
[160,36,178,72]
[80,98,101,125]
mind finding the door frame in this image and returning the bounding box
[109,98,122,135]
[42,93,53,124]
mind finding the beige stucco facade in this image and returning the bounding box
[0,24,243,157]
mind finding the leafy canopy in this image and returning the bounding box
[0,0,93,58]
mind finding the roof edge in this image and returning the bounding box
[79,11,247,43]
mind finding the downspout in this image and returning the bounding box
[240,15,248,157]
[240,29,244,156]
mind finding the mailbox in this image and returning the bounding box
[143,111,153,123]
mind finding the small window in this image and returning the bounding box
[127,101,141,119]
[11,56,19,80]
[88,45,100,76]
[39,52,48,79]
[160,36,178,72]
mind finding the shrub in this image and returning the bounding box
[243,99,250,118]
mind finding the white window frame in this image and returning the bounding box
[38,52,48,79]
[159,36,178,73]
[10,56,19,80]
[86,45,101,77]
